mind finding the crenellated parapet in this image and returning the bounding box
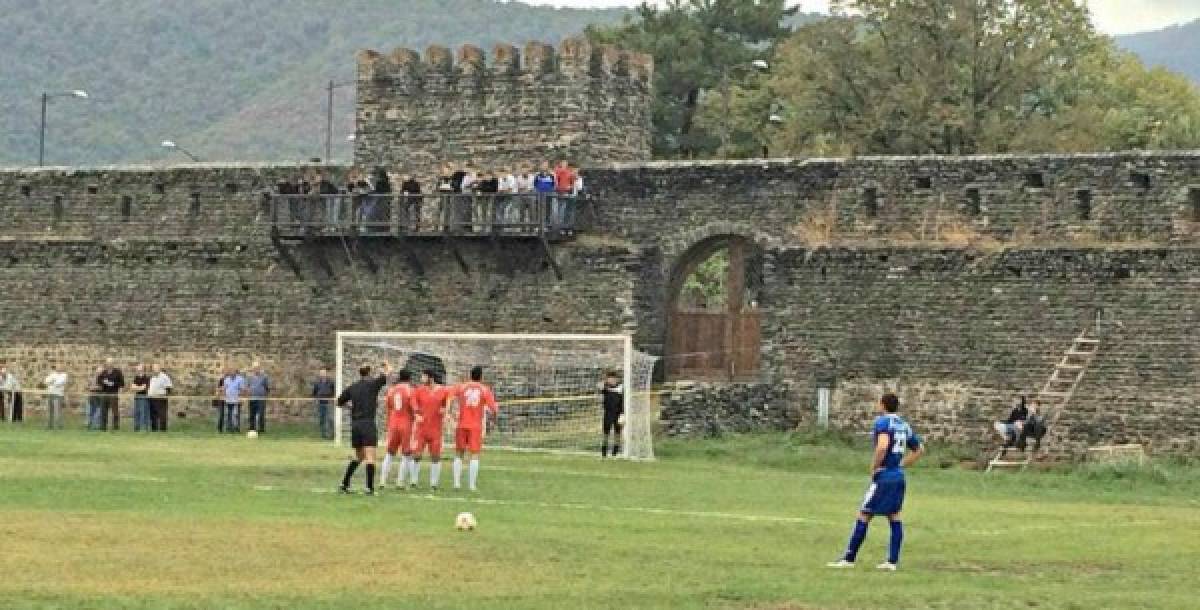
[356,36,652,86]
[353,36,654,174]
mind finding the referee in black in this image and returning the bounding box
[337,361,391,495]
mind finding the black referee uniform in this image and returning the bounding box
[337,373,388,448]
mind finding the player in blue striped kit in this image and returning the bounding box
[827,392,923,571]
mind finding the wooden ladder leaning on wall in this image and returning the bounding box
[986,327,1100,472]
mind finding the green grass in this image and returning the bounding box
[1,424,1198,609]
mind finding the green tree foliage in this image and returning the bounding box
[587,0,798,159]
[0,0,625,165]
[737,0,1200,157]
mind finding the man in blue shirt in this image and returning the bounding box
[218,368,246,434]
[828,392,923,571]
[246,362,270,435]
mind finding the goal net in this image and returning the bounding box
[334,332,657,459]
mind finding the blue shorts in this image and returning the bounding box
[860,478,906,516]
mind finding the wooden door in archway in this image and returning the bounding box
[666,237,761,380]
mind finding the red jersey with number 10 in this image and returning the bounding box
[384,383,415,429]
[414,384,451,430]
[454,382,498,430]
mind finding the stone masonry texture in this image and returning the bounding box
[1,41,1199,455]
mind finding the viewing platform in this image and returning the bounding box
[264,193,586,243]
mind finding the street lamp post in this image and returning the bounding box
[720,60,769,154]
[325,79,354,162]
[39,89,88,166]
[161,140,201,162]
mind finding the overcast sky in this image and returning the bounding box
[520,0,1200,36]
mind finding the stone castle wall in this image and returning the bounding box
[2,66,1199,454]
[353,38,653,177]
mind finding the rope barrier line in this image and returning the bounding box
[11,388,674,406]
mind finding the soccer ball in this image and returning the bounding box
[247,430,258,439]
[455,512,477,531]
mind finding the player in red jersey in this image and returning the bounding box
[450,366,499,491]
[409,369,451,490]
[379,370,416,490]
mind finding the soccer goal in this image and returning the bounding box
[334,332,658,459]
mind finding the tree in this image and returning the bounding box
[587,0,796,159]
[744,0,1200,156]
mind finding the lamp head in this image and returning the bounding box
[71,90,89,99]
[161,140,177,149]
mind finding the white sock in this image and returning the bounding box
[468,459,480,490]
[399,456,410,485]
[411,461,421,486]
[453,457,463,488]
[381,454,393,486]
[430,462,442,488]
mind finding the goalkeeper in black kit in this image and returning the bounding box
[600,371,623,458]
[336,361,390,495]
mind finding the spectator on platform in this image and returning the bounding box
[365,167,391,233]
[552,160,577,228]
[277,177,301,227]
[96,359,125,431]
[312,368,336,440]
[516,165,535,194]
[317,170,342,228]
[130,363,151,432]
[477,169,500,232]
[516,165,536,226]
[451,163,468,194]
[85,366,103,429]
[42,363,67,429]
[218,367,246,433]
[247,361,270,435]
[437,164,455,193]
[147,364,172,432]
[400,173,423,231]
[498,167,519,227]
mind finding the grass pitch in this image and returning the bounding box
[1,424,1198,609]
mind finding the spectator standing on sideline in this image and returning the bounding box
[218,367,246,433]
[85,366,103,429]
[97,359,125,430]
[42,363,68,429]
[147,364,172,432]
[0,361,17,422]
[247,362,270,435]
[130,364,151,432]
[312,368,336,440]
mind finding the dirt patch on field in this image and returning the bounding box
[0,510,498,597]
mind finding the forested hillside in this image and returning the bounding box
[1117,19,1200,85]
[0,0,625,165]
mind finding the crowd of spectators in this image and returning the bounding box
[0,359,342,439]
[274,160,584,234]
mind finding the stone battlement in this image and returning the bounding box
[356,37,652,86]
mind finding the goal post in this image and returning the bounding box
[333,332,657,459]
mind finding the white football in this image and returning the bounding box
[455,512,477,531]
[247,430,258,439]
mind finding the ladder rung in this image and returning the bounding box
[1074,338,1100,344]
[1056,364,1084,370]
[989,460,1029,467]
[1040,391,1071,397]
[1065,350,1096,356]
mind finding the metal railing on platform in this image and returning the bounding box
[265,193,583,240]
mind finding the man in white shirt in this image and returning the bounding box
[498,168,519,227]
[43,364,68,429]
[147,364,173,432]
[515,165,536,229]
[0,361,19,423]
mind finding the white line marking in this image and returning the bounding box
[272,485,819,524]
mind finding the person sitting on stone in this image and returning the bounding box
[993,395,1029,451]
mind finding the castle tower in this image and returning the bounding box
[353,37,653,174]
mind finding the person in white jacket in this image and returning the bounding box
[43,364,68,429]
